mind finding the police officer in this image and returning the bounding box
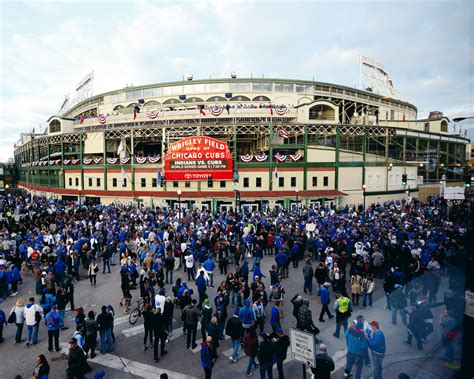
[332,291,352,338]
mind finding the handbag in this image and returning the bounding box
[35,311,42,323]
[8,311,17,324]
[93,266,99,273]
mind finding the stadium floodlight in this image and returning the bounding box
[186,74,193,81]
[231,72,237,79]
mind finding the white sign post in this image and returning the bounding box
[290,328,317,378]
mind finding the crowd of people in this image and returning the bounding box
[0,192,468,378]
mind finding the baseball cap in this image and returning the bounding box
[69,337,78,344]
[369,320,379,328]
[51,305,57,310]
[275,328,283,334]
[319,343,327,352]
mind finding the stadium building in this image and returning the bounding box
[13,76,469,212]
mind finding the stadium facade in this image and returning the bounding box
[13,78,469,211]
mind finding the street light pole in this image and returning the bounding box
[295,188,300,215]
[362,184,367,211]
[177,189,182,222]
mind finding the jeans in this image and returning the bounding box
[111,252,116,265]
[165,268,173,284]
[208,272,214,287]
[334,318,348,337]
[362,291,373,307]
[276,358,285,378]
[345,352,364,379]
[27,323,39,344]
[59,309,66,322]
[391,308,407,325]
[15,322,24,342]
[103,260,111,273]
[100,328,114,353]
[260,361,273,379]
[231,338,240,360]
[304,278,312,294]
[246,355,258,376]
[385,293,391,310]
[230,290,237,306]
[371,352,384,379]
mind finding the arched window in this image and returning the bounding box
[113,105,124,111]
[252,95,271,102]
[309,103,336,121]
[49,119,61,133]
[184,97,205,103]
[229,95,251,102]
[127,102,140,108]
[144,100,161,106]
[207,96,227,102]
[163,98,182,105]
[440,120,448,133]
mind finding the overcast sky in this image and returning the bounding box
[0,0,472,162]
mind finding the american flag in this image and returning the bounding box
[278,127,289,139]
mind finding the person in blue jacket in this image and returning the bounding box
[11,264,22,296]
[53,257,67,288]
[344,321,369,379]
[239,299,255,329]
[366,320,386,379]
[203,256,216,288]
[275,251,289,278]
[270,301,281,332]
[45,305,63,352]
[200,335,217,379]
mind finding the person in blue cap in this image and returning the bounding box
[45,305,63,352]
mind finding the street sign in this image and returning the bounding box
[289,328,317,367]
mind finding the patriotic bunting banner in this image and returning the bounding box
[136,156,147,164]
[147,110,158,119]
[120,157,131,164]
[254,154,268,162]
[107,158,118,164]
[63,160,71,165]
[209,105,223,116]
[278,127,289,139]
[289,153,302,162]
[274,153,287,162]
[240,154,253,162]
[93,157,103,164]
[97,115,107,124]
[148,155,161,164]
[55,159,61,165]
[83,158,92,165]
[71,159,80,165]
[49,161,55,166]
[275,105,287,115]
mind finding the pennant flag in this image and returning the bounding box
[157,169,162,187]
[117,139,124,155]
[278,127,289,139]
[199,105,206,116]
[80,115,85,124]
[121,168,126,187]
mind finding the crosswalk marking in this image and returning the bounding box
[59,343,197,379]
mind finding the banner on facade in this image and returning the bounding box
[164,136,233,180]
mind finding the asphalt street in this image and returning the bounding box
[0,255,460,379]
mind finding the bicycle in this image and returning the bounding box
[128,298,146,325]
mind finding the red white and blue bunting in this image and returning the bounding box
[275,105,288,115]
[97,115,107,124]
[71,159,80,165]
[120,157,131,164]
[148,155,161,164]
[107,158,118,164]
[254,154,268,162]
[274,153,287,162]
[93,157,103,164]
[289,153,302,162]
[136,156,147,164]
[209,105,223,116]
[83,158,93,165]
[147,110,158,119]
[63,159,71,165]
[240,154,253,162]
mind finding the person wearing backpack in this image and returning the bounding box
[45,305,63,352]
[10,297,25,343]
[0,308,6,342]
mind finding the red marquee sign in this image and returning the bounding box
[164,136,233,180]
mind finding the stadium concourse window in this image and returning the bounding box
[112,178,117,187]
[256,177,262,188]
[173,181,178,188]
[141,178,146,188]
[312,176,318,187]
[96,178,100,187]
[323,176,329,186]
[243,177,249,188]
[279,177,284,187]
[185,181,190,188]
[88,178,92,187]
[274,83,294,92]
[290,177,296,187]
[152,178,157,188]
[126,89,142,100]
[69,178,72,187]
[220,181,226,188]
[75,178,79,187]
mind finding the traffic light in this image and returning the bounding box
[465,175,472,188]
[207,175,213,187]
[160,175,166,187]
[402,174,407,186]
